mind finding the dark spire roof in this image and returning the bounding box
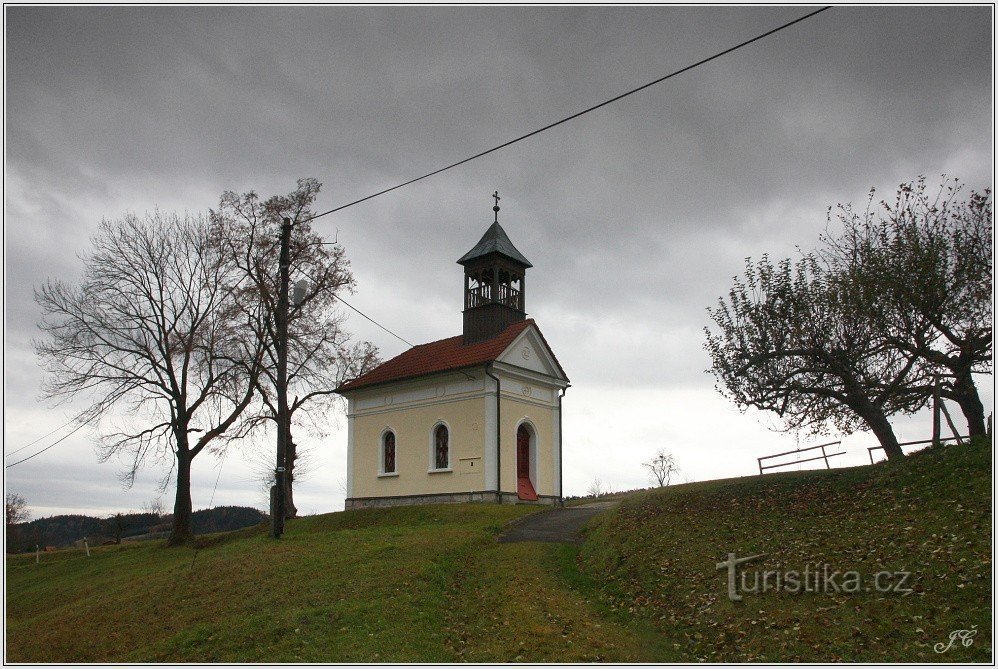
[456,221,532,267]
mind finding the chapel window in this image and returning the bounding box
[382,431,396,474]
[434,424,449,470]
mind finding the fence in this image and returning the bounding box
[757,440,845,475]
[867,435,968,464]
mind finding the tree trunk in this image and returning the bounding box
[169,448,194,546]
[283,433,298,520]
[857,405,904,460]
[950,371,987,437]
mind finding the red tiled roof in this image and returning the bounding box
[337,319,555,393]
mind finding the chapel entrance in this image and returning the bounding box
[516,424,537,501]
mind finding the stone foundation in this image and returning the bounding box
[345,491,562,510]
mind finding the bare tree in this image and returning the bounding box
[586,477,613,497]
[706,254,931,459]
[102,512,128,545]
[643,449,680,487]
[823,178,992,436]
[5,493,30,552]
[34,212,263,545]
[6,493,29,526]
[141,497,166,519]
[212,179,379,518]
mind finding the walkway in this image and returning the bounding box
[498,501,617,545]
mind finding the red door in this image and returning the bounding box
[517,425,537,500]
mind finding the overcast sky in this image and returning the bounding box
[5,5,993,519]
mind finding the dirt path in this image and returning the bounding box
[498,502,617,545]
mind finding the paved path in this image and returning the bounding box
[498,501,617,545]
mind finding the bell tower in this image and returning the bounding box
[457,192,532,344]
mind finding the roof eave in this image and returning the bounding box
[335,362,490,395]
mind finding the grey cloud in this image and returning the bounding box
[5,6,992,513]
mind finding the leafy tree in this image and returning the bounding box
[823,178,992,436]
[34,212,264,544]
[212,179,379,518]
[706,254,930,459]
[643,449,680,487]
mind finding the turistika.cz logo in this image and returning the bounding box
[715,552,913,602]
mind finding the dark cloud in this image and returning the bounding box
[5,6,992,513]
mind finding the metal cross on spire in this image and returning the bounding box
[492,190,501,223]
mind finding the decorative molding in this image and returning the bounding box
[349,391,490,418]
[492,361,567,391]
[497,326,568,382]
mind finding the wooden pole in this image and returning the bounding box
[84,538,90,557]
[821,443,830,469]
[932,375,941,447]
[938,400,963,445]
[272,216,292,539]
[35,545,40,564]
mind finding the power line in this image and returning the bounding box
[295,266,415,347]
[5,422,88,468]
[333,293,415,348]
[5,417,79,458]
[208,456,225,509]
[305,6,831,223]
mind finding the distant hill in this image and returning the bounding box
[7,506,266,553]
[192,506,267,535]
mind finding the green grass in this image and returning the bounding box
[579,437,993,662]
[5,503,658,662]
[6,438,992,662]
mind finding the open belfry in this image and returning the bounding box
[337,193,570,508]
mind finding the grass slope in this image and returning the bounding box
[6,439,991,662]
[579,437,993,662]
[6,504,660,662]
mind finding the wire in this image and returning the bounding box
[5,417,79,458]
[305,6,831,223]
[294,266,416,347]
[208,455,225,509]
[333,293,415,348]
[5,422,88,468]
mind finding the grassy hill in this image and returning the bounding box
[579,437,992,662]
[6,437,991,662]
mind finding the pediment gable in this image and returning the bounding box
[496,324,568,383]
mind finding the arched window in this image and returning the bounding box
[433,424,449,470]
[382,431,396,474]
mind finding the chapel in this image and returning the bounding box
[336,193,570,509]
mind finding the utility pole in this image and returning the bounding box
[932,374,941,448]
[271,216,292,539]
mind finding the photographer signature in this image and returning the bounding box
[934,627,978,654]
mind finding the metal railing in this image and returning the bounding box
[757,440,845,475]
